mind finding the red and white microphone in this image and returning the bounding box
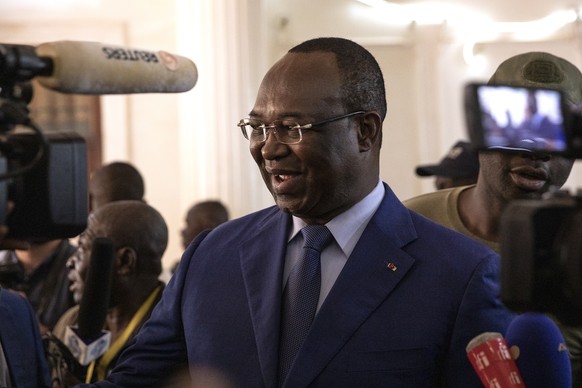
[466,332,525,387]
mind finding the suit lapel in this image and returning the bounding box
[284,185,419,387]
[239,210,291,388]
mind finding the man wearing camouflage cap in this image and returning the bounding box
[405,51,582,384]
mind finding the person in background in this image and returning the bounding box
[181,200,229,250]
[415,140,479,190]
[0,287,51,387]
[405,51,582,386]
[0,238,76,335]
[0,162,146,336]
[89,162,145,211]
[52,200,168,384]
[170,200,230,275]
[78,37,514,387]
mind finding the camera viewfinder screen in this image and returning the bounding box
[477,85,566,152]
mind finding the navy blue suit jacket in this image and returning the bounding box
[84,184,514,387]
[0,287,51,387]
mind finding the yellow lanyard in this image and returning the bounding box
[85,285,162,382]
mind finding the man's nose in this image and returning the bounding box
[260,129,289,160]
[66,254,79,269]
[522,151,551,162]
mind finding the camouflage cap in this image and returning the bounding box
[488,52,582,105]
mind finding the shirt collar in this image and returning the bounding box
[290,179,384,256]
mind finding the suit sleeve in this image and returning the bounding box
[76,231,212,387]
[443,253,516,387]
[0,289,51,388]
[28,298,52,388]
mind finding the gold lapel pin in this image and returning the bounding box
[385,262,397,271]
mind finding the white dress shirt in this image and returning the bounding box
[283,179,385,311]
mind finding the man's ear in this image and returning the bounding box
[116,247,137,275]
[357,111,382,151]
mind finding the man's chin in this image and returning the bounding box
[274,196,304,215]
[514,188,545,200]
[275,201,295,214]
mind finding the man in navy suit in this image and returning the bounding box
[81,37,514,387]
[0,287,51,387]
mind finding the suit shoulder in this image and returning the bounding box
[186,205,286,251]
[0,287,28,308]
[214,205,282,233]
[0,288,40,334]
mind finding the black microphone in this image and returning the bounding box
[0,40,198,94]
[64,237,115,365]
[78,236,115,339]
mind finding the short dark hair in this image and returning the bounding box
[188,200,229,228]
[92,162,145,202]
[289,37,387,121]
[95,200,168,276]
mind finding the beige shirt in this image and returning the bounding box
[403,184,500,253]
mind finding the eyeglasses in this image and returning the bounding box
[237,111,365,145]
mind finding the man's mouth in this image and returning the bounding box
[69,281,81,293]
[266,167,301,193]
[272,173,299,190]
[275,174,294,182]
[509,166,548,191]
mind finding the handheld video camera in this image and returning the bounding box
[465,83,582,157]
[0,44,88,241]
[464,83,582,325]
